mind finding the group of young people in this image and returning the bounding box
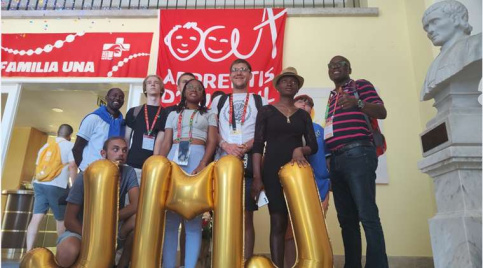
[29,55,389,268]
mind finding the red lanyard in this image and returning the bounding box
[229,93,250,130]
[144,104,162,136]
[326,90,341,120]
[175,109,198,143]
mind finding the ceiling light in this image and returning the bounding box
[52,108,63,113]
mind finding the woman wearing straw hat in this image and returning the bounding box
[252,67,318,268]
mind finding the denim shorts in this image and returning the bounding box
[33,183,69,220]
[56,230,81,245]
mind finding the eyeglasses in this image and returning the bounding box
[230,67,250,73]
[186,85,204,92]
[327,61,349,69]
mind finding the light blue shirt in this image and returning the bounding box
[77,114,109,171]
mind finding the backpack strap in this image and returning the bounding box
[217,94,230,118]
[133,104,144,119]
[252,93,263,111]
[352,80,374,133]
[217,93,263,118]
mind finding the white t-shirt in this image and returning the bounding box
[34,137,74,189]
[76,114,110,171]
[210,93,268,144]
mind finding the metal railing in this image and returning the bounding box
[2,0,360,11]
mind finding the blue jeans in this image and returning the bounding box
[162,144,204,268]
[162,212,202,268]
[330,145,388,268]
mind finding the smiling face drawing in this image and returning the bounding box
[164,22,203,61]
[202,26,233,62]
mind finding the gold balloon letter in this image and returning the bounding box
[131,155,244,268]
[21,157,332,268]
[20,159,120,268]
[278,163,333,268]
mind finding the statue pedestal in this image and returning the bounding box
[418,61,482,268]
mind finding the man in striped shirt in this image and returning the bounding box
[325,55,388,268]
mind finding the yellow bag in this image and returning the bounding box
[35,141,66,182]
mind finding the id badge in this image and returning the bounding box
[142,135,155,151]
[228,123,243,145]
[174,141,190,166]
[324,118,334,140]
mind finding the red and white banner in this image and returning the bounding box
[158,8,287,105]
[1,32,153,78]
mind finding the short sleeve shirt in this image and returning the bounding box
[66,165,138,224]
[165,110,217,142]
[325,79,384,151]
[76,114,110,171]
[125,105,168,169]
[210,93,268,144]
[34,137,75,189]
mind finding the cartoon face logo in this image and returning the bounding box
[164,22,203,61]
[201,26,233,62]
[222,99,252,122]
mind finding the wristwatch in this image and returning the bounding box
[357,99,365,110]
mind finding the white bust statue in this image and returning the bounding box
[421,0,482,101]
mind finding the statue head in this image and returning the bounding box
[422,0,472,49]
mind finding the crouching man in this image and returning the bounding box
[55,137,139,268]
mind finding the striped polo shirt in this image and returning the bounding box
[325,79,384,152]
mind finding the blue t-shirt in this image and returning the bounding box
[309,123,330,200]
[66,164,138,223]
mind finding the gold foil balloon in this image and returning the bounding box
[76,159,120,267]
[21,156,331,268]
[212,155,244,268]
[131,156,172,268]
[279,163,333,268]
[246,255,276,268]
[165,161,215,220]
[20,248,59,268]
[131,155,244,268]
[20,159,120,268]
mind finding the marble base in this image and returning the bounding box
[429,212,481,268]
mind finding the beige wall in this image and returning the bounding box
[2,127,48,209]
[2,0,441,257]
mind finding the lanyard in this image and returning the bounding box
[229,93,250,131]
[144,104,162,136]
[175,109,198,143]
[325,91,340,120]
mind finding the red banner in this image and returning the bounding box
[1,32,153,78]
[158,8,287,105]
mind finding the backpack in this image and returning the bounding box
[217,93,263,118]
[353,81,387,157]
[35,141,66,182]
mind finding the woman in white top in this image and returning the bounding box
[159,78,218,268]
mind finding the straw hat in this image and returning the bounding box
[273,67,304,88]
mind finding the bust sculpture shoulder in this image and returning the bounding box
[421,0,482,101]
